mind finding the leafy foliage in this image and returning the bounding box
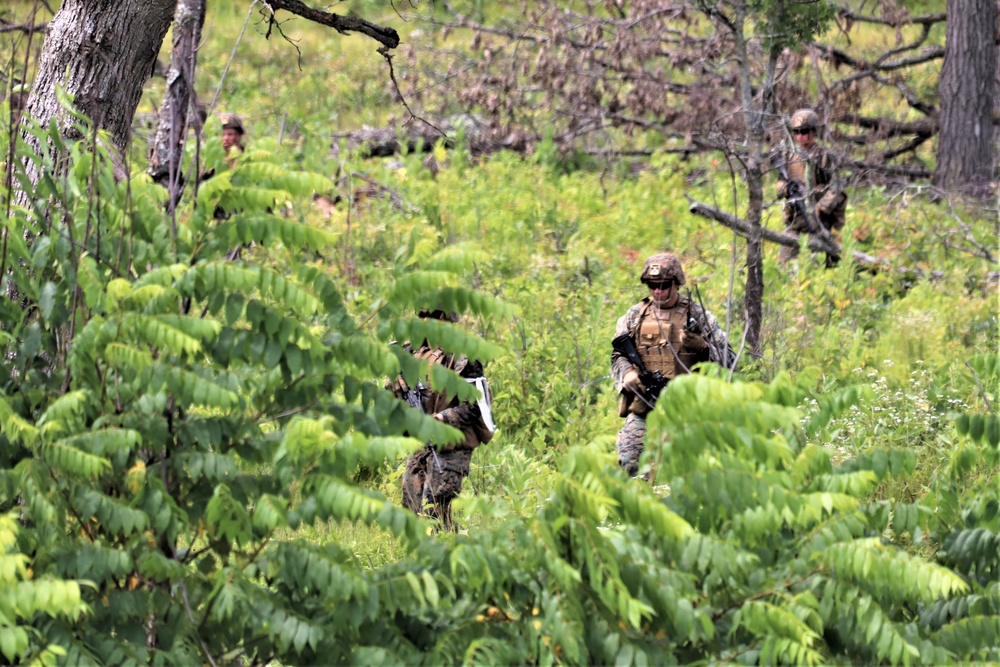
[0,109,509,664]
[1,4,997,663]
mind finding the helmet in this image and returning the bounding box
[789,108,820,132]
[418,308,460,323]
[220,113,245,134]
[640,253,685,286]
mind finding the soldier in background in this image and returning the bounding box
[390,309,495,530]
[611,253,729,478]
[775,108,847,264]
[220,113,246,168]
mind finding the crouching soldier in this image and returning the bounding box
[390,308,495,529]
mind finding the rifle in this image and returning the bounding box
[771,150,840,260]
[612,333,668,410]
[404,380,443,473]
[689,284,738,372]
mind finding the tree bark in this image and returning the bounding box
[23,0,177,157]
[22,0,399,190]
[147,0,207,215]
[933,0,997,197]
[730,3,772,359]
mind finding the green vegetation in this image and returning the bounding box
[1,1,998,665]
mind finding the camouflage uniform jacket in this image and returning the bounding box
[776,142,847,232]
[611,295,727,392]
[391,343,494,451]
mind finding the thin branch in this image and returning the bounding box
[831,4,946,27]
[849,160,931,179]
[964,361,994,412]
[204,1,259,135]
[378,45,446,137]
[0,21,48,34]
[729,319,749,383]
[882,133,932,161]
[942,240,998,262]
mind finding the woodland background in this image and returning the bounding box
[0,0,998,665]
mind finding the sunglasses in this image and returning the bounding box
[646,281,675,290]
[793,128,815,136]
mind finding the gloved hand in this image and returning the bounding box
[681,327,708,352]
[783,179,806,199]
[816,190,845,215]
[622,368,645,394]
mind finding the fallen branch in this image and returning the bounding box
[685,196,944,279]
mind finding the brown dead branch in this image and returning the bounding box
[837,114,937,138]
[849,160,932,179]
[686,196,944,279]
[266,0,399,49]
[0,21,48,34]
[832,4,946,27]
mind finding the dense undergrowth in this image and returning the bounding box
[1,0,999,665]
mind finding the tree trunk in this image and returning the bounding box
[147,0,207,216]
[933,0,997,197]
[23,0,176,160]
[742,163,764,358]
[731,6,766,358]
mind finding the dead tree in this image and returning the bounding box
[147,0,206,220]
[19,0,400,191]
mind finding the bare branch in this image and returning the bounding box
[378,46,446,138]
[848,160,932,179]
[831,4,946,27]
[836,114,937,138]
[0,21,48,34]
[266,0,400,49]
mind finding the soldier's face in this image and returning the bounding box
[794,128,815,149]
[222,128,242,151]
[647,280,678,307]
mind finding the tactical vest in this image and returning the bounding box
[784,146,832,191]
[412,346,453,415]
[628,298,701,415]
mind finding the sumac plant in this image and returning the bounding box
[1,111,998,666]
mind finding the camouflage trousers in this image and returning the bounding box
[401,447,473,530]
[779,200,846,264]
[615,413,647,477]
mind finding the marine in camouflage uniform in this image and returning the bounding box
[775,108,847,264]
[611,254,729,477]
[220,113,246,169]
[391,310,494,530]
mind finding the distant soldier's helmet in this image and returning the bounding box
[220,113,245,134]
[789,108,820,132]
[640,253,685,286]
[418,308,460,322]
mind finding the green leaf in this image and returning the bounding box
[39,281,57,323]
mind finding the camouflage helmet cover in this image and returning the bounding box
[640,253,685,286]
[220,113,245,134]
[789,108,820,131]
